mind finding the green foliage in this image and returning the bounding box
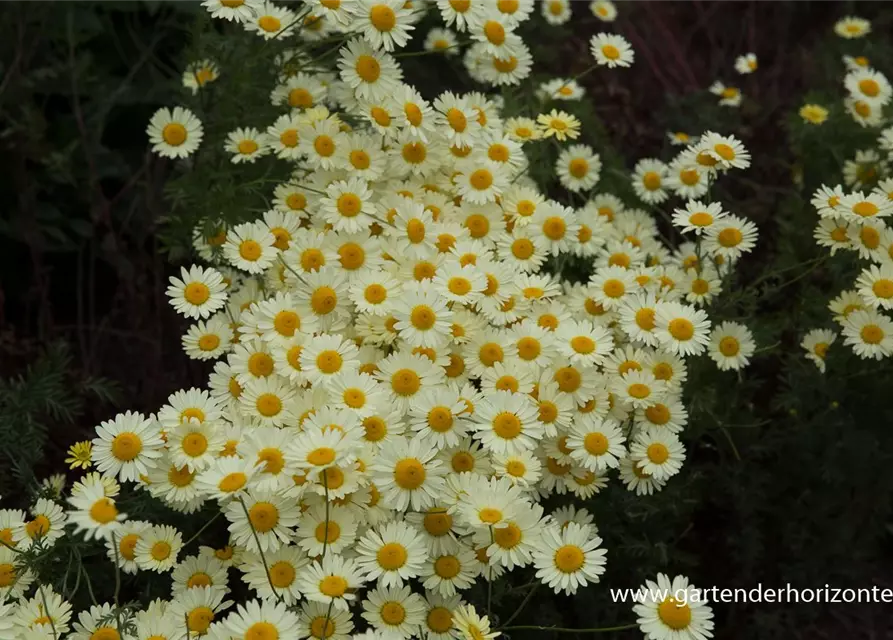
[0,342,119,501]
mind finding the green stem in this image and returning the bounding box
[38,587,59,640]
[238,497,282,602]
[183,511,222,547]
[500,582,541,628]
[111,533,122,633]
[497,623,639,633]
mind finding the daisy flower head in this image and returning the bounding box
[631,158,668,204]
[533,522,606,595]
[709,321,756,371]
[835,16,871,39]
[554,319,614,367]
[613,369,668,410]
[590,0,617,21]
[245,1,298,39]
[354,0,416,51]
[295,503,358,556]
[182,315,233,361]
[299,117,348,171]
[801,328,837,373]
[842,308,893,359]
[540,77,584,101]
[356,520,428,588]
[168,418,225,473]
[66,484,126,541]
[92,411,165,483]
[671,201,727,236]
[590,33,634,68]
[471,389,543,456]
[630,426,686,481]
[271,72,327,111]
[135,524,183,572]
[166,265,228,320]
[338,37,404,102]
[800,103,829,125]
[222,599,301,640]
[376,350,446,415]
[408,386,470,449]
[468,10,524,61]
[434,91,483,149]
[147,106,203,158]
[422,545,480,596]
[224,489,300,553]
[709,81,742,107]
[224,221,278,275]
[811,184,845,218]
[845,96,882,127]
[453,604,502,640]
[566,415,626,473]
[504,116,542,142]
[202,0,263,22]
[425,27,461,55]
[845,69,892,106]
[196,455,262,502]
[556,144,601,192]
[183,58,220,93]
[321,177,378,233]
[700,132,751,170]
[225,127,269,164]
[735,52,758,74]
[654,301,711,357]
[362,584,427,638]
[536,109,580,141]
[14,498,67,550]
[371,435,447,511]
[541,0,571,25]
[704,214,758,260]
[634,573,715,640]
[666,153,710,199]
[299,554,368,611]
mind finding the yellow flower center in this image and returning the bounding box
[111,432,143,461]
[377,542,408,569]
[381,602,407,625]
[718,228,743,248]
[320,575,348,597]
[90,498,118,524]
[311,286,337,314]
[658,597,692,630]
[162,123,187,146]
[601,44,620,60]
[554,544,585,572]
[258,15,281,32]
[394,458,426,488]
[218,472,247,493]
[150,541,171,561]
[861,324,884,344]
[647,442,670,463]
[355,55,381,83]
[719,336,740,356]
[423,510,452,536]
[369,4,396,31]
[391,369,421,395]
[584,432,609,455]
[246,622,279,640]
[542,216,567,241]
[668,318,695,341]
[492,412,522,438]
[249,502,279,532]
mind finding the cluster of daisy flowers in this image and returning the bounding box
[799,15,893,370]
[0,3,778,640]
[799,16,887,129]
[808,180,893,366]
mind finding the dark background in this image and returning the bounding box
[1,2,892,638]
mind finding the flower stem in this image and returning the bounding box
[497,622,639,633]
